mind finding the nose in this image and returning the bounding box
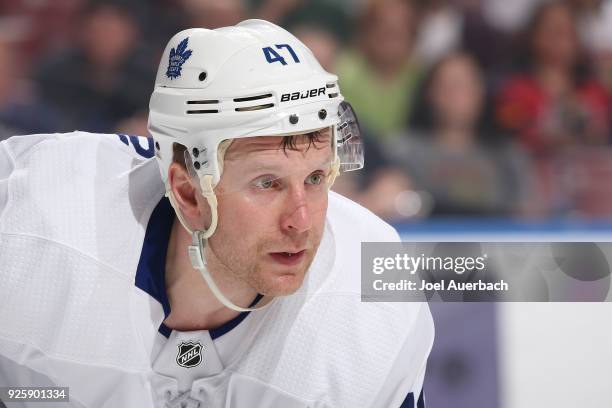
[280,186,312,234]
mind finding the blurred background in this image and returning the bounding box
[1,0,611,407]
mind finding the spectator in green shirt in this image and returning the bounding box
[336,0,423,140]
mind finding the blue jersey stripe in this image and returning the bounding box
[417,389,425,408]
[399,392,414,408]
[134,197,262,340]
[399,390,425,408]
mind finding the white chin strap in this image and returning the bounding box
[167,174,273,313]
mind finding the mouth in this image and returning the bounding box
[269,250,306,266]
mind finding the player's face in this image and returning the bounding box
[206,131,334,296]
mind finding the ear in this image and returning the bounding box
[168,163,210,230]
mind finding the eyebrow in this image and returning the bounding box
[237,154,334,174]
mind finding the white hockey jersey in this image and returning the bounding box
[0,132,434,408]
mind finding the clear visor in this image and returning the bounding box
[336,101,364,172]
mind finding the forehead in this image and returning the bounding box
[223,131,333,165]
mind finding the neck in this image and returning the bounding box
[163,218,258,332]
[369,55,409,81]
[376,63,401,81]
[436,127,476,151]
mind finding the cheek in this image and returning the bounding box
[216,191,329,237]
[216,195,276,240]
[210,201,263,268]
[310,196,329,233]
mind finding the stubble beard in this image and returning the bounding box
[206,229,324,297]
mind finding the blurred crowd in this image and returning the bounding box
[1,0,612,220]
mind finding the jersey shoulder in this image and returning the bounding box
[0,132,161,378]
[327,191,401,243]
[308,191,400,298]
[0,131,164,269]
[1,131,156,165]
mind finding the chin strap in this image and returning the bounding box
[187,229,273,312]
[167,175,273,313]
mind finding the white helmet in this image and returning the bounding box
[147,19,363,311]
[149,19,362,189]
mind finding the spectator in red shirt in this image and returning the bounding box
[496,1,610,156]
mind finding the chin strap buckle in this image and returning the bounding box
[188,230,207,270]
[188,245,205,271]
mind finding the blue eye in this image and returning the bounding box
[254,177,278,190]
[306,173,324,185]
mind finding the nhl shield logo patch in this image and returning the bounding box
[176,341,203,368]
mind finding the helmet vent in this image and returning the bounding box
[235,103,274,112]
[328,92,339,98]
[187,109,219,114]
[326,83,336,88]
[187,100,219,104]
[234,93,273,102]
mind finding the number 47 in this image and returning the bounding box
[262,44,300,65]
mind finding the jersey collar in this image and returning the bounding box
[134,196,261,339]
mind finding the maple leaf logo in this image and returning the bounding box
[166,37,193,79]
